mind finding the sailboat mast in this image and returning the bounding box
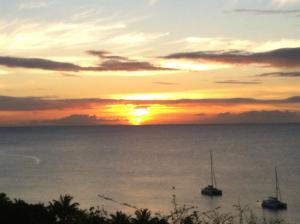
[275,167,282,200]
[210,151,214,187]
[275,167,279,199]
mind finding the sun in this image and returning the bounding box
[128,107,150,125]
[105,104,170,125]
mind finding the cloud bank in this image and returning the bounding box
[204,110,300,124]
[0,95,299,126]
[31,114,118,126]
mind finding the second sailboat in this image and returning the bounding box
[201,151,223,196]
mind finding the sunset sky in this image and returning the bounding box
[1,0,300,125]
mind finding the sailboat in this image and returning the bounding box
[262,167,287,210]
[201,151,222,196]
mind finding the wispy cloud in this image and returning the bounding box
[18,0,52,10]
[148,0,159,6]
[0,17,126,55]
[0,16,170,70]
[272,0,300,6]
[173,37,300,54]
[103,32,169,46]
[153,81,179,86]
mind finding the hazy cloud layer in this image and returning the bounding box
[0,96,112,111]
[230,8,300,15]
[0,95,300,111]
[18,0,52,10]
[164,47,300,68]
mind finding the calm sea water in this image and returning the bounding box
[0,125,299,222]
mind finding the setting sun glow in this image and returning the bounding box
[128,107,150,125]
[105,103,183,125]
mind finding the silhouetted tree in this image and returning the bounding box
[80,206,108,224]
[132,209,156,224]
[110,211,131,224]
[0,193,10,205]
[49,194,80,224]
[180,216,193,224]
[0,192,291,224]
[150,217,169,224]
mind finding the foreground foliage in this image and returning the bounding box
[0,193,290,224]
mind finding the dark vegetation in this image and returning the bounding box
[0,192,290,224]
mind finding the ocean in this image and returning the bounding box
[0,124,299,222]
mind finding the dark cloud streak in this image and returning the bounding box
[257,71,300,77]
[164,47,300,68]
[0,56,82,71]
[153,81,179,85]
[215,80,261,84]
[0,51,169,72]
